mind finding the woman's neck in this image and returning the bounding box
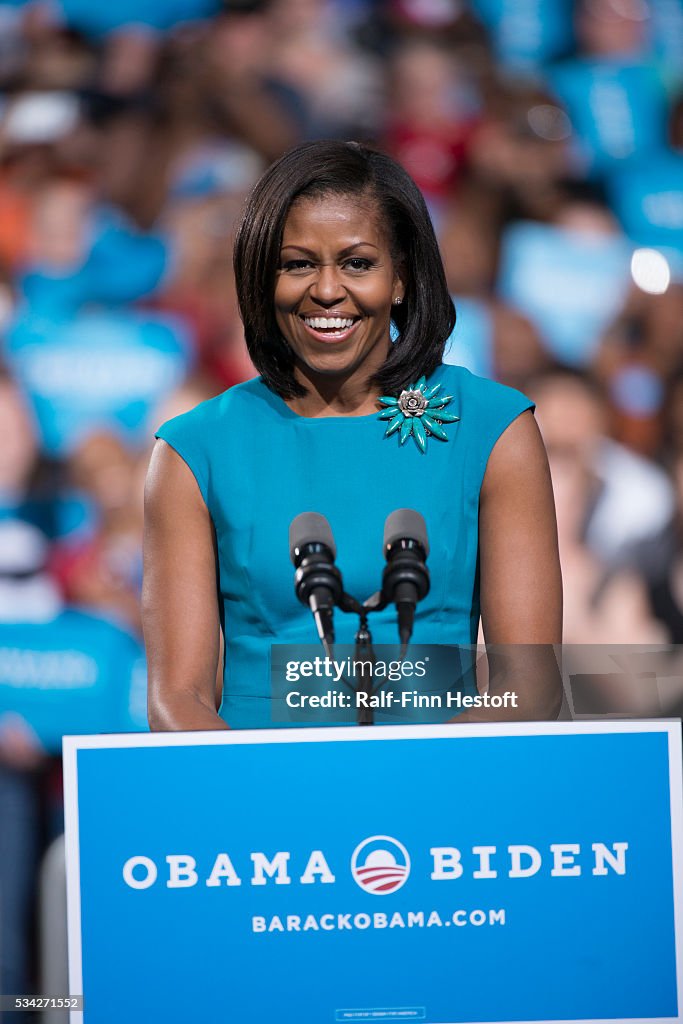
[286,368,383,418]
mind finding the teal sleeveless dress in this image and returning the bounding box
[154,364,534,728]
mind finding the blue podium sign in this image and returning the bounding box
[63,722,683,1024]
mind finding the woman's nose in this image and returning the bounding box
[309,264,345,304]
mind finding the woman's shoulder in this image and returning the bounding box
[437,363,534,430]
[152,377,270,502]
[432,364,536,488]
[154,377,269,440]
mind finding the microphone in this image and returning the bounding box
[289,513,343,650]
[382,509,430,651]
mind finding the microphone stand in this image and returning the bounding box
[354,609,375,726]
[338,592,376,726]
[320,590,415,727]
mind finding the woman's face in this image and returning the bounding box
[274,193,404,386]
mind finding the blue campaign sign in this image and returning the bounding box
[608,149,683,257]
[19,205,169,317]
[5,309,191,456]
[0,610,147,753]
[63,722,683,1024]
[497,220,632,366]
[470,0,574,69]
[549,59,669,175]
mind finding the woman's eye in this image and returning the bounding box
[281,259,314,272]
[344,258,372,271]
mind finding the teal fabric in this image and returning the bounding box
[154,364,534,728]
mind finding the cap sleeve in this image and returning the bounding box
[455,369,536,496]
[154,407,211,506]
[482,384,535,459]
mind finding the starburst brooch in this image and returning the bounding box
[377,376,460,454]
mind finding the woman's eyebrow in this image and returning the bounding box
[280,242,380,255]
[338,242,380,255]
[280,244,316,255]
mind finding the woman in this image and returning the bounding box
[143,140,562,731]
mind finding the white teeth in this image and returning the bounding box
[304,316,355,329]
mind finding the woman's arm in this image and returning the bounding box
[456,410,563,722]
[143,439,228,731]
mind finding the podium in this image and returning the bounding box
[63,721,683,1023]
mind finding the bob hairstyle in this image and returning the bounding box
[233,140,456,399]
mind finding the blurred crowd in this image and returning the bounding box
[2,0,683,1004]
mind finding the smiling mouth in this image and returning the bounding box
[299,314,361,343]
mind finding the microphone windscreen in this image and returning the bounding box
[383,509,429,557]
[289,512,337,564]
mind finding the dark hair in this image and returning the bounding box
[233,140,456,398]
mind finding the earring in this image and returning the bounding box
[394,297,402,305]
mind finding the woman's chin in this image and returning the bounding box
[292,338,390,384]
[295,352,363,380]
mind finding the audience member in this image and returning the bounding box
[531,368,674,569]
